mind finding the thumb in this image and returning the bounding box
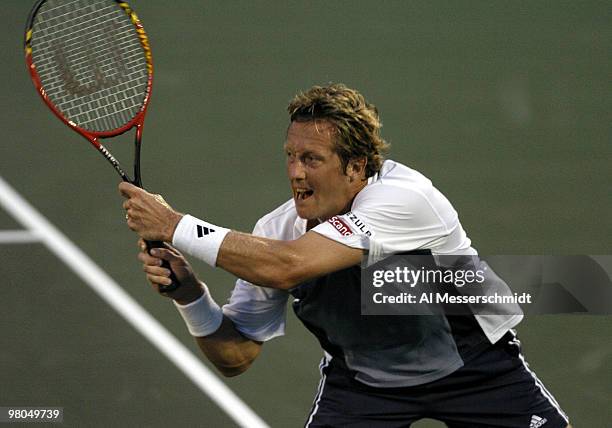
[149,247,180,263]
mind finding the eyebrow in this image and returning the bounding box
[283,145,323,158]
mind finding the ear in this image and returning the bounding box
[347,157,367,181]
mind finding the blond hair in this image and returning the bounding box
[288,83,389,177]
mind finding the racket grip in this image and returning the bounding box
[145,240,180,293]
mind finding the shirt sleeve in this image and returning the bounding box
[221,220,289,342]
[311,183,459,260]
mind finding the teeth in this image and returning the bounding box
[295,190,311,200]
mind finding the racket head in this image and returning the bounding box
[24,0,153,140]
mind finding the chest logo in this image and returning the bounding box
[327,216,353,236]
[346,212,372,237]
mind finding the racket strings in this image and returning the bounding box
[30,0,149,133]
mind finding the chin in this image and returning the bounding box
[296,209,315,220]
[295,205,318,221]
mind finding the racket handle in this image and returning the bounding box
[145,240,180,293]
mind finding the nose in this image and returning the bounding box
[287,158,306,181]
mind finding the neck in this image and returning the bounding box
[305,178,369,229]
[337,179,368,217]
[306,218,320,231]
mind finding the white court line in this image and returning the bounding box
[0,175,269,428]
[0,230,42,244]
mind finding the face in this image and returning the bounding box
[285,120,365,221]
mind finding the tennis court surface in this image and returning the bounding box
[1,1,610,426]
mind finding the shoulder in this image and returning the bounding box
[358,160,436,203]
[354,160,459,232]
[251,199,300,239]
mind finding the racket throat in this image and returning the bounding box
[94,139,132,183]
[132,124,144,187]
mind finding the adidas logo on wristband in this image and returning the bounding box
[174,215,229,267]
[196,224,215,237]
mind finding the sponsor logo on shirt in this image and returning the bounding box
[327,216,353,236]
[346,212,372,237]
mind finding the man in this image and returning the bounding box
[120,84,571,427]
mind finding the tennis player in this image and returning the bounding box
[120,84,571,427]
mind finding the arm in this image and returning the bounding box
[139,242,262,377]
[215,229,364,289]
[120,183,364,290]
[195,315,262,377]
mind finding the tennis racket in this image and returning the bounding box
[25,0,179,292]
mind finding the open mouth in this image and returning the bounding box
[295,189,314,201]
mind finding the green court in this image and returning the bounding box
[1,1,610,426]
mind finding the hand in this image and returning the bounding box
[119,182,183,242]
[137,239,204,304]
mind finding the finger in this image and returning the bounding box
[143,264,171,277]
[147,273,172,287]
[126,218,136,231]
[123,200,131,210]
[163,244,182,258]
[149,247,180,262]
[154,194,171,209]
[158,244,187,263]
[151,241,177,253]
[118,181,140,198]
[137,238,147,252]
[138,251,162,266]
[163,242,177,252]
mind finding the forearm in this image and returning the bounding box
[136,233,265,377]
[171,215,304,289]
[171,214,363,290]
[194,315,262,377]
[173,282,262,377]
[216,231,302,289]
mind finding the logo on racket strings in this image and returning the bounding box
[53,25,128,97]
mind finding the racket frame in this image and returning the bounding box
[24,0,153,186]
[24,0,179,292]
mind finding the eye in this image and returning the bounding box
[302,153,322,165]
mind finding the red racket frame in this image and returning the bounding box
[24,0,179,292]
[25,0,153,185]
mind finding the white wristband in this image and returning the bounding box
[173,284,223,337]
[172,214,230,266]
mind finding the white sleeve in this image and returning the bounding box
[311,184,460,259]
[221,220,289,342]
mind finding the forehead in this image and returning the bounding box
[285,120,336,152]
